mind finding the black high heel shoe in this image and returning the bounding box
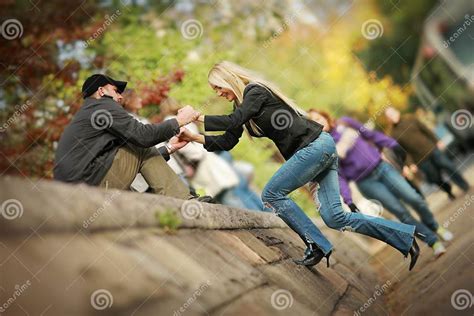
[408,238,420,271]
[294,243,332,267]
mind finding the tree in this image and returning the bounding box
[355,0,438,85]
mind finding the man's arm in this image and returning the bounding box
[97,100,180,147]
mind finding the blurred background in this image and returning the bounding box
[0,0,473,211]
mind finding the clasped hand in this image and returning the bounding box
[176,105,201,126]
[167,106,201,153]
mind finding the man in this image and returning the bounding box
[54,74,200,199]
[385,106,469,200]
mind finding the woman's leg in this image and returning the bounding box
[378,162,440,233]
[261,133,338,254]
[405,178,425,200]
[357,168,438,246]
[315,159,416,256]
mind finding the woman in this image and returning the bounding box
[308,110,450,257]
[179,61,420,270]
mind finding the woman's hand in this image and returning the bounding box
[178,127,206,145]
[177,127,197,142]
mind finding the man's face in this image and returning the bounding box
[98,84,123,103]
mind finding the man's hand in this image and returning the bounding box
[176,105,200,126]
[167,136,188,154]
[402,165,411,177]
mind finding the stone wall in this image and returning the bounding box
[0,177,388,315]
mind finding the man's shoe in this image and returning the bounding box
[432,241,447,258]
[436,227,453,241]
[189,195,216,203]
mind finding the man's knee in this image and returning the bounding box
[141,155,191,199]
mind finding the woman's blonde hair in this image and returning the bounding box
[208,61,305,135]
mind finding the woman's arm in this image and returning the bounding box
[204,85,267,131]
[338,117,398,149]
[179,126,244,151]
[193,133,206,144]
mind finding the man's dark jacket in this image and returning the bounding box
[54,96,179,185]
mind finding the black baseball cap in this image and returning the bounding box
[81,74,127,99]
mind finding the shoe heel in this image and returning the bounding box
[408,239,420,271]
[325,251,332,268]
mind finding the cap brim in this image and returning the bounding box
[113,80,127,93]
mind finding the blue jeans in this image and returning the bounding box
[262,132,416,256]
[218,184,265,211]
[357,161,439,246]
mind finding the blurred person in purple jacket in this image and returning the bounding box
[308,109,451,257]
